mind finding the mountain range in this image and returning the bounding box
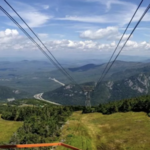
[1,59,150,104]
[43,62,150,105]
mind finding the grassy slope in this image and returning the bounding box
[0,115,23,143]
[57,111,150,150]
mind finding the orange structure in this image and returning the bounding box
[0,143,81,150]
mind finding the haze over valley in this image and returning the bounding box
[1,0,150,149]
[1,57,150,105]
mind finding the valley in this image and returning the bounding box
[1,60,150,105]
[34,93,61,105]
[1,0,150,149]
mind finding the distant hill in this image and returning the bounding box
[0,85,31,101]
[144,59,150,63]
[49,60,147,85]
[68,64,101,72]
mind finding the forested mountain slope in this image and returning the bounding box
[0,85,30,101]
[43,72,150,105]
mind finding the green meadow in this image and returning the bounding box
[57,111,150,150]
[0,115,23,143]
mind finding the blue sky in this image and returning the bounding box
[0,0,150,60]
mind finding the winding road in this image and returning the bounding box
[34,93,61,105]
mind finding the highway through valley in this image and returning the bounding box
[34,93,61,105]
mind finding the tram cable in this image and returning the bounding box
[0,6,83,90]
[96,2,150,88]
[4,0,77,88]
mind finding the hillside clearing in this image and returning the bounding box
[0,115,23,143]
[57,111,150,150]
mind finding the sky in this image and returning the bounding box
[0,0,150,60]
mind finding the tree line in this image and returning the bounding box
[83,95,150,116]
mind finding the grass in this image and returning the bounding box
[56,111,150,150]
[0,115,23,143]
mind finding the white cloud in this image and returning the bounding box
[0,29,21,46]
[19,11,51,28]
[7,1,51,28]
[56,0,150,26]
[80,27,117,40]
[0,29,35,51]
[1,28,150,58]
[125,40,150,50]
[86,0,135,12]
[42,5,49,10]
[80,27,129,40]
[56,15,117,23]
[56,10,150,25]
[0,29,19,37]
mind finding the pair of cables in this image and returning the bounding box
[96,0,150,89]
[1,0,150,101]
[0,0,83,90]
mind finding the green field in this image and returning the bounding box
[0,115,23,143]
[57,111,150,150]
